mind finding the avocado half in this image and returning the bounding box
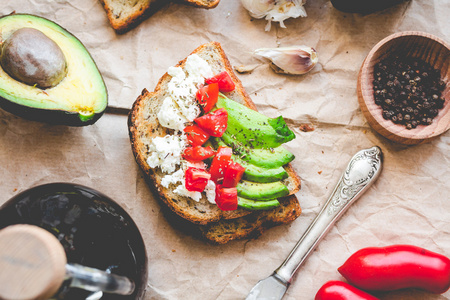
[0,14,107,126]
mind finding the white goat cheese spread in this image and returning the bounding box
[146,135,186,174]
[150,54,216,204]
[157,54,213,131]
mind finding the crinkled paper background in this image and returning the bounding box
[0,0,449,299]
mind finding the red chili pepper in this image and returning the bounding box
[194,108,228,137]
[205,71,235,93]
[315,281,379,300]
[185,167,211,192]
[215,184,238,211]
[338,245,450,294]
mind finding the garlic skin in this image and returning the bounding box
[254,46,318,75]
[241,0,307,31]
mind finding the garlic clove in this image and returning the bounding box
[240,0,307,31]
[241,0,275,19]
[254,46,318,75]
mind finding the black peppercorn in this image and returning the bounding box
[373,57,446,129]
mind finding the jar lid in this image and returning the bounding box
[0,224,67,300]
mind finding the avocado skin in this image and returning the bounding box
[237,180,289,200]
[0,14,108,126]
[216,95,295,149]
[238,197,280,210]
[0,99,104,126]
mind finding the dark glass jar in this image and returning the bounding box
[330,0,409,14]
[0,183,147,299]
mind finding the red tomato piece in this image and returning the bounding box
[184,125,210,146]
[185,167,211,192]
[196,83,219,113]
[222,161,246,188]
[205,71,235,93]
[315,281,379,300]
[183,146,215,161]
[194,108,228,137]
[338,244,450,294]
[215,184,238,211]
[209,146,232,182]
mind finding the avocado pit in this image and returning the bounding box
[0,27,67,89]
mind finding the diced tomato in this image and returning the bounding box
[222,161,246,188]
[194,108,228,137]
[183,145,215,161]
[209,146,232,182]
[215,184,238,211]
[184,125,210,146]
[205,71,235,93]
[185,167,211,192]
[196,83,219,113]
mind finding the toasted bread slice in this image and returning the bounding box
[99,0,220,33]
[128,42,301,243]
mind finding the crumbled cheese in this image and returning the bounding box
[204,180,216,204]
[157,97,188,131]
[174,184,202,202]
[161,168,184,188]
[157,54,213,130]
[152,54,217,204]
[184,54,214,84]
[146,135,186,174]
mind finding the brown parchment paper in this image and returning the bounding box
[1,0,449,299]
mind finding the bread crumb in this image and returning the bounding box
[172,249,176,253]
[318,171,322,175]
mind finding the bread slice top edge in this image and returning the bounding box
[100,0,220,33]
[128,41,301,227]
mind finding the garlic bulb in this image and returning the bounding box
[241,0,307,31]
[254,46,318,75]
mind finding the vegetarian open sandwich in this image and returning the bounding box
[128,42,301,244]
[99,0,220,33]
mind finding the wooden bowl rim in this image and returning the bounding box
[359,31,450,144]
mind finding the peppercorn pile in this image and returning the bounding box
[373,57,446,129]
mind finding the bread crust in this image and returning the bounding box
[100,0,220,34]
[128,42,301,243]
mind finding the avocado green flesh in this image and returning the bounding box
[216,94,295,149]
[213,138,290,182]
[237,180,289,200]
[238,197,280,210]
[221,132,295,169]
[234,156,288,183]
[0,14,107,124]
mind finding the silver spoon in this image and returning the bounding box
[246,146,383,300]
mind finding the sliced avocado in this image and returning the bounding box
[212,137,291,180]
[216,94,295,149]
[238,197,280,210]
[233,156,288,183]
[221,132,295,169]
[0,14,107,126]
[237,180,289,200]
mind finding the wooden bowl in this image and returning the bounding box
[357,31,450,145]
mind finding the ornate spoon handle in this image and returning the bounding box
[275,146,383,284]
